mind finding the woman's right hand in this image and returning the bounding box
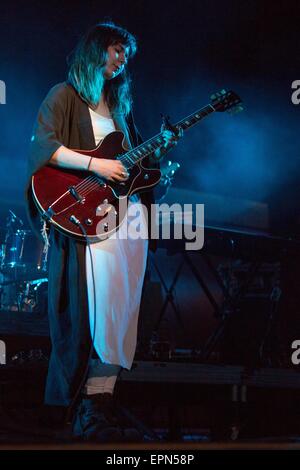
[89,158,129,182]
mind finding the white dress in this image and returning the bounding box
[86,108,148,369]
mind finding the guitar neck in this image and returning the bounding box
[122,103,216,168]
[174,103,215,131]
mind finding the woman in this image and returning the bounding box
[26,22,181,441]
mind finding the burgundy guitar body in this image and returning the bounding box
[32,131,161,241]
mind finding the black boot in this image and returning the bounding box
[101,393,143,442]
[72,394,123,442]
[73,394,142,442]
[100,393,119,425]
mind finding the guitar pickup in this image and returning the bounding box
[69,186,85,203]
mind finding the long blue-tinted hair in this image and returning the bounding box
[67,22,137,116]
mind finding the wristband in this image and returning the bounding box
[87,157,93,171]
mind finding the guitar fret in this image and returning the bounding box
[176,105,214,131]
[125,154,135,166]
[123,95,234,166]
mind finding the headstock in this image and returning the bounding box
[211,89,243,114]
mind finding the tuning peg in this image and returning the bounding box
[228,105,244,115]
[221,89,227,95]
[210,93,217,100]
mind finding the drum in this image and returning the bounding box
[1,230,28,269]
[1,229,47,275]
[0,276,48,313]
[18,278,48,313]
[0,275,25,311]
[20,231,47,273]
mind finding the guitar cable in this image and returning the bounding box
[65,216,98,426]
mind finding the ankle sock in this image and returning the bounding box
[84,375,118,395]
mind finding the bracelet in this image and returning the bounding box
[87,157,93,171]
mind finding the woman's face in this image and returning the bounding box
[104,43,129,80]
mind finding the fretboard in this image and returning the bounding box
[120,103,215,169]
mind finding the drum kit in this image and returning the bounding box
[0,210,48,313]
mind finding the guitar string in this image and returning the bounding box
[69,138,164,201]
[72,148,155,197]
[67,180,98,199]
[49,99,234,216]
[75,175,97,190]
[72,149,142,194]
[74,116,188,191]
[58,114,204,204]
[74,155,147,197]
[116,105,214,167]
[67,105,218,199]
[54,100,235,212]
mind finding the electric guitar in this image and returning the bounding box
[31,89,242,241]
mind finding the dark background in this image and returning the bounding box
[0,2,300,442]
[0,0,299,236]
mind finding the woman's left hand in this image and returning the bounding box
[153,126,183,161]
[161,126,183,150]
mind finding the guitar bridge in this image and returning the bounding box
[69,186,85,203]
